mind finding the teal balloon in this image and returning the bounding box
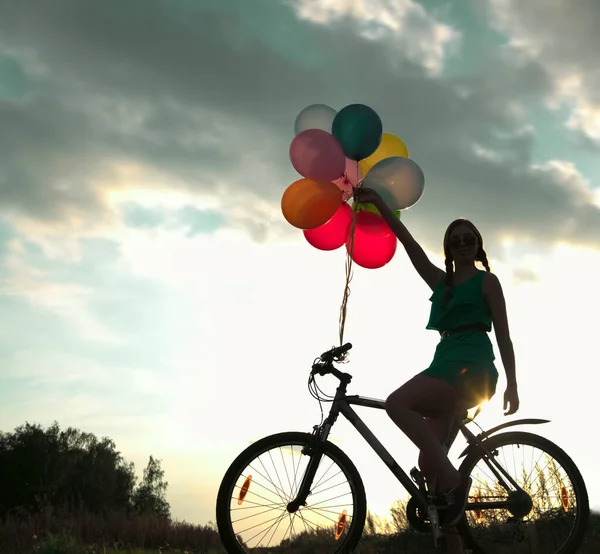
[332,104,383,161]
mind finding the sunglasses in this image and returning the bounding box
[448,234,477,249]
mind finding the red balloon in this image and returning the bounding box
[304,202,353,251]
[346,211,397,269]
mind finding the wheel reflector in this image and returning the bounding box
[238,475,252,505]
[335,509,347,540]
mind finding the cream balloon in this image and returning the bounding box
[294,104,337,135]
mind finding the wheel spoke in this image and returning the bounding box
[244,511,289,548]
[267,449,288,503]
[256,456,288,504]
[217,434,365,552]
[460,432,588,554]
[233,478,287,508]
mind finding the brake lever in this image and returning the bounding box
[310,362,324,376]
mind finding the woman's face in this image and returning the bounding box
[447,223,479,262]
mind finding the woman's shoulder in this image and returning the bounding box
[481,270,500,283]
[481,271,503,296]
[430,269,501,295]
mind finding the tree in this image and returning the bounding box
[132,455,171,519]
[0,421,139,516]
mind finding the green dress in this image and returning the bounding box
[420,270,499,408]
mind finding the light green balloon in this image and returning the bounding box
[353,201,401,219]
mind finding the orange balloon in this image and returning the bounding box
[281,178,343,230]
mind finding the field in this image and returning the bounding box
[1,504,599,554]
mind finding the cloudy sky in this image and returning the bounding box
[1,0,599,526]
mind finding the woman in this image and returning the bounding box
[353,186,519,552]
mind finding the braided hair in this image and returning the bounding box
[443,218,491,305]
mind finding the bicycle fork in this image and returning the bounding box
[286,424,331,513]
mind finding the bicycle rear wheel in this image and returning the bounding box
[216,431,367,553]
[457,431,589,554]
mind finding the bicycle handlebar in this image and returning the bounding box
[310,343,353,382]
[319,343,352,362]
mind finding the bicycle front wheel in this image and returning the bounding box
[216,431,367,553]
[458,431,589,554]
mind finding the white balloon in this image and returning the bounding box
[294,104,337,135]
[363,156,425,211]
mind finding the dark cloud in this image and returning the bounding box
[0,95,116,224]
[486,0,600,145]
[486,0,600,87]
[0,0,598,255]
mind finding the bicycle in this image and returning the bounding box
[216,343,589,553]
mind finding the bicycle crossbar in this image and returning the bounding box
[336,397,427,507]
[345,395,386,410]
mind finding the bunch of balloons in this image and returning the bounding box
[281,103,425,269]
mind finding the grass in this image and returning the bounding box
[1,504,599,553]
[0,505,224,554]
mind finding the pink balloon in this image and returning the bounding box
[346,211,397,269]
[333,158,364,201]
[289,129,346,182]
[303,202,353,251]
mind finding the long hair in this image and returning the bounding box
[443,218,491,304]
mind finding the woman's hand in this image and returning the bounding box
[503,384,520,415]
[353,186,383,207]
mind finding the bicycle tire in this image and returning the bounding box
[216,431,367,553]
[457,431,589,554]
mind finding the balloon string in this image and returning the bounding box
[338,207,356,347]
[338,162,362,347]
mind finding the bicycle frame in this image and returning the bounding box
[335,393,427,505]
[291,376,550,517]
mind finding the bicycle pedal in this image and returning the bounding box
[410,467,423,484]
[426,505,443,537]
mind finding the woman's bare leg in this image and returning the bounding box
[385,375,462,491]
[405,400,467,552]
[418,417,452,484]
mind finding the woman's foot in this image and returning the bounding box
[442,525,473,554]
[441,473,472,526]
[442,525,466,553]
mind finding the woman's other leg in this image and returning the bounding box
[418,417,453,485]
